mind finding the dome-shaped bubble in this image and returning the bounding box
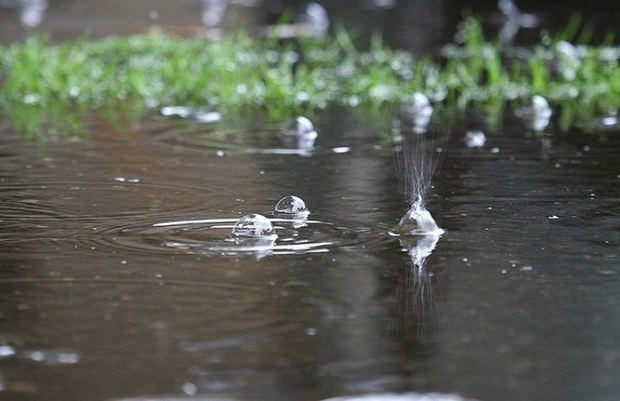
[274,195,309,215]
[231,214,277,238]
[294,116,316,135]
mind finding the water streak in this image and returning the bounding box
[391,111,446,237]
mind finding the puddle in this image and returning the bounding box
[1,107,618,401]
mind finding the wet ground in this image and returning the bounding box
[1,1,620,401]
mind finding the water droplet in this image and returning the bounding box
[399,92,433,133]
[282,116,318,156]
[274,195,309,216]
[303,2,329,36]
[182,382,198,396]
[160,106,192,118]
[231,214,277,238]
[515,95,552,131]
[464,130,486,148]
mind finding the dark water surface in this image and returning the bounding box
[0,109,618,401]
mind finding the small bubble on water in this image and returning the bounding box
[216,150,225,157]
[182,382,198,396]
[490,147,500,154]
[274,195,309,215]
[548,215,559,220]
[231,214,277,238]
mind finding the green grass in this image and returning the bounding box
[0,17,619,139]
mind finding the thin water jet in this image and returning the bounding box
[391,110,446,238]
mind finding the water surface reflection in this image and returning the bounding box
[0,110,618,401]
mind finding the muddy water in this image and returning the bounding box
[0,109,619,401]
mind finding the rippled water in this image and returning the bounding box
[0,109,618,401]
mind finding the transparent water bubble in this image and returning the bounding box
[231,214,277,238]
[275,195,309,215]
[281,116,318,156]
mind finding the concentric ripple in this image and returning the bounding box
[88,215,389,257]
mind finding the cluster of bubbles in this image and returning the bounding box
[229,195,309,244]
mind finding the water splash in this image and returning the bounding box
[496,0,540,45]
[398,92,433,134]
[515,95,552,131]
[391,110,445,237]
[464,130,486,148]
[393,198,443,237]
[280,116,318,157]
